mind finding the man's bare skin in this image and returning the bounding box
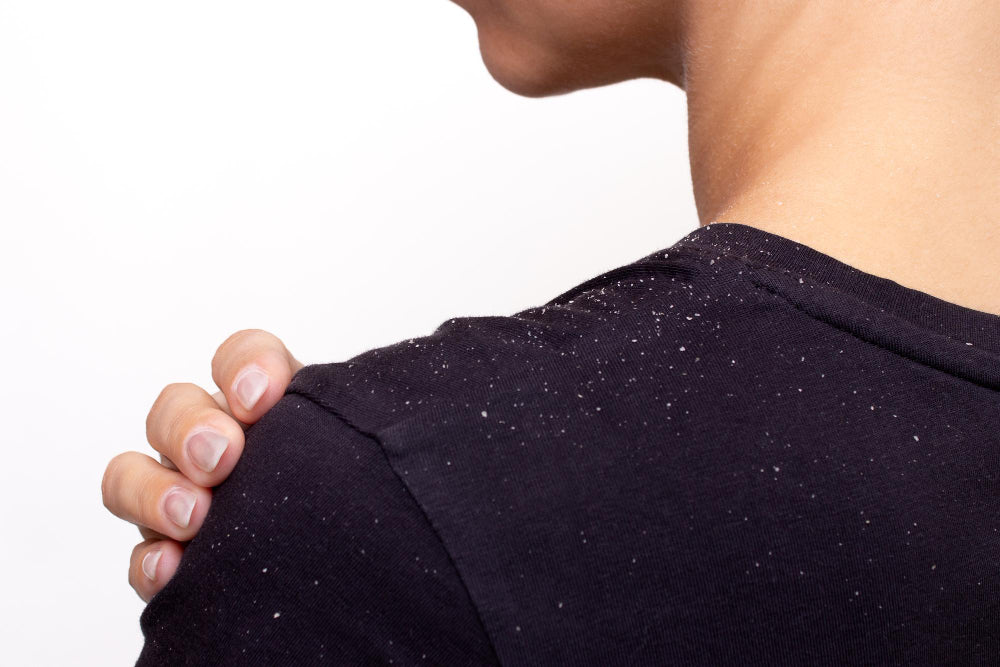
[685,2,1000,316]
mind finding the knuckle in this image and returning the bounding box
[159,382,195,405]
[219,329,262,354]
[128,547,145,593]
[136,489,163,532]
[213,329,276,370]
[146,384,177,437]
[130,541,148,562]
[212,332,244,377]
[147,383,199,445]
[130,543,150,586]
[166,405,203,451]
[102,454,127,509]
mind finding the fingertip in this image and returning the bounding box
[226,354,294,424]
[162,484,212,541]
[131,539,184,603]
[152,477,212,542]
[232,363,270,413]
[184,416,245,487]
[212,330,297,424]
[149,387,245,486]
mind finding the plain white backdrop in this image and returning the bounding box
[0,1,696,664]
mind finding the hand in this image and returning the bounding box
[101,329,303,602]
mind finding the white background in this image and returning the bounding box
[0,1,695,664]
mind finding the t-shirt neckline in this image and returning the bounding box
[670,221,1000,388]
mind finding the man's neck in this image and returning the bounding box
[679,1,1000,316]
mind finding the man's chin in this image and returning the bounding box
[475,25,582,98]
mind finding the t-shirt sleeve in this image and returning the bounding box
[136,392,499,666]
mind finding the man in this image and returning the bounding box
[102,0,1000,663]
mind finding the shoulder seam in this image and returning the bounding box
[286,389,503,665]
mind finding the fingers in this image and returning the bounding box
[138,525,169,541]
[210,390,236,420]
[102,451,211,542]
[207,389,251,434]
[146,382,245,487]
[129,538,184,602]
[110,329,301,605]
[211,329,303,424]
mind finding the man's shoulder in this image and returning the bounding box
[286,240,758,437]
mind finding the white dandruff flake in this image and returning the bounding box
[273,612,281,619]
[913,435,919,441]
[679,346,686,352]
[481,410,488,418]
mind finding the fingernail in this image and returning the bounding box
[163,487,196,528]
[186,429,229,473]
[234,366,268,411]
[142,549,162,581]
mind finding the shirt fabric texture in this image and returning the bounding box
[138,222,1000,665]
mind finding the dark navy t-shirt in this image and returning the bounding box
[138,222,1000,665]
